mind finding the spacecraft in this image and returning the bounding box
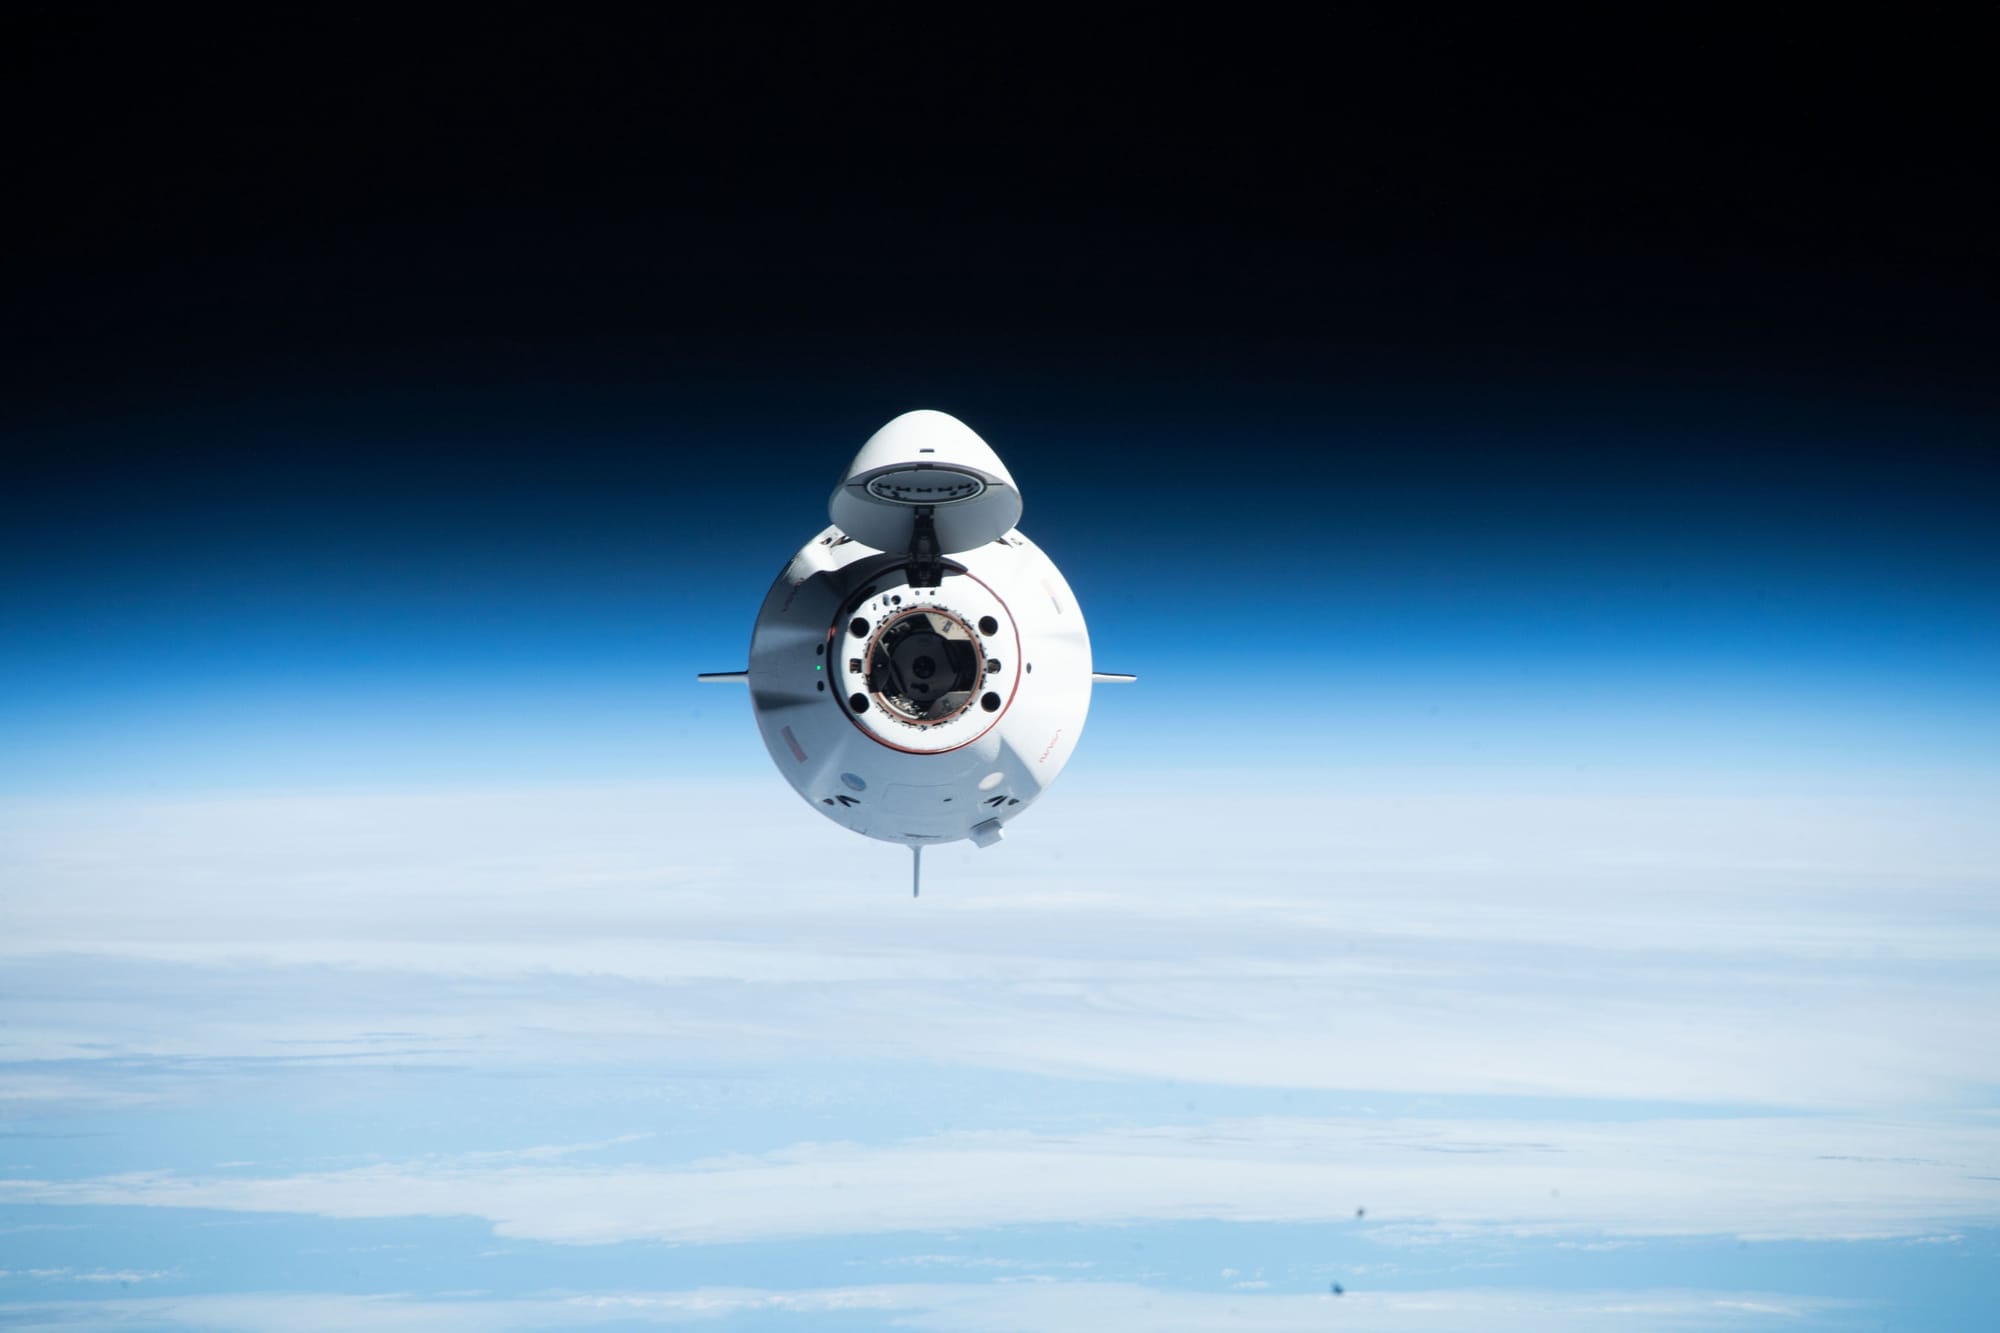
[701,410,1131,894]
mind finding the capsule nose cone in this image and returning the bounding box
[870,409,994,458]
[829,411,1023,554]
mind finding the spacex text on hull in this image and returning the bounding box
[700,410,1132,894]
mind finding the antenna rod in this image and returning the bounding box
[912,844,922,898]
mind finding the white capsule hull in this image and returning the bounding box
[746,523,1092,846]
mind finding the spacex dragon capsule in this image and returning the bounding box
[701,410,1131,894]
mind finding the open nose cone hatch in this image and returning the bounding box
[828,410,1023,555]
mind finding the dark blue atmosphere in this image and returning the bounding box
[2,12,1996,1332]
[7,374,1994,794]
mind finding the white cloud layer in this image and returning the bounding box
[2,781,1996,1110]
[0,1284,1851,1333]
[3,775,1997,1324]
[5,1113,1995,1245]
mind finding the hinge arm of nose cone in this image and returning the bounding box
[908,506,943,589]
[912,844,922,898]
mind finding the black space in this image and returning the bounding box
[4,10,1997,432]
